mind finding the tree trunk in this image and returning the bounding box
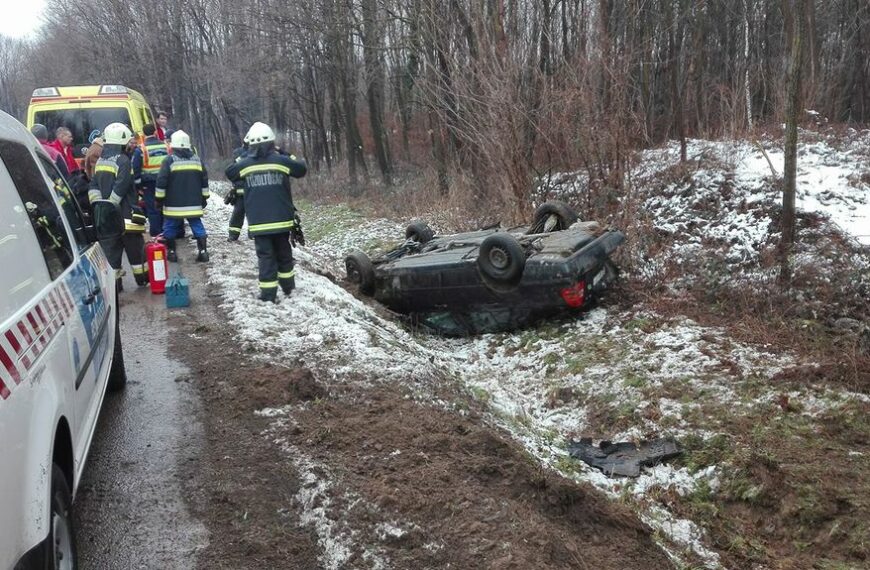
[780,0,806,287]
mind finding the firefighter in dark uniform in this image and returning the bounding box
[132,123,169,236]
[155,130,211,262]
[225,141,249,241]
[89,122,148,285]
[225,122,307,303]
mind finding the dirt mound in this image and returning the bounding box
[246,365,328,409]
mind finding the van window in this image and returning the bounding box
[33,108,131,158]
[0,140,74,280]
[0,158,51,322]
[37,155,91,250]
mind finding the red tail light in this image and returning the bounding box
[560,281,586,308]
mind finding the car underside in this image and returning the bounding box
[345,202,625,335]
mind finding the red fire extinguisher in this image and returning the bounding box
[146,240,169,294]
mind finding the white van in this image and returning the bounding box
[0,110,127,569]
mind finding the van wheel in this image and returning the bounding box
[108,303,127,392]
[45,464,78,570]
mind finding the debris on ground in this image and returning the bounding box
[568,438,683,477]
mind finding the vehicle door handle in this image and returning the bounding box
[83,286,102,305]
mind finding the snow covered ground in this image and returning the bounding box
[201,132,869,568]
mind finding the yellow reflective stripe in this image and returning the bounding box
[228,226,242,233]
[155,188,166,198]
[125,222,146,232]
[170,164,203,172]
[278,270,295,279]
[95,164,118,174]
[132,265,147,274]
[88,190,102,202]
[163,209,204,218]
[145,144,166,152]
[249,220,294,233]
[259,281,279,289]
[239,164,290,177]
[142,165,163,173]
[201,189,211,197]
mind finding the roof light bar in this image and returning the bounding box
[32,87,60,97]
[99,85,128,94]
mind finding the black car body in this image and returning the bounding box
[345,202,625,335]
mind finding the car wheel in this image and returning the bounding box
[405,221,435,244]
[345,251,375,296]
[108,294,127,392]
[44,464,78,570]
[530,201,578,233]
[477,233,525,290]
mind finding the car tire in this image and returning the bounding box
[530,201,578,233]
[477,233,525,289]
[107,293,127,392]
[345,251,375,296]
[43,464,78,570]
[405,222,435,244]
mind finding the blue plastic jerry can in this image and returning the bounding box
[165,273,190,308]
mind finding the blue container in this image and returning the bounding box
[165,273,190,308]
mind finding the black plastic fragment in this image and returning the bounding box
[567,438,682,477]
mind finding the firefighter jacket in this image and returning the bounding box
[132,135,169,185]
[88,145,146,232]
[155,150,210,218]
[225,149,307,237]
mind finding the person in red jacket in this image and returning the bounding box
[49,127,80,174]
[155,111,170,141]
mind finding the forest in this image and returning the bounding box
[1,0,868,216]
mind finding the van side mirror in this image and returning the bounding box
[92,200,124,240]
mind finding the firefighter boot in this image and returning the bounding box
[134,272,150,287]
[166,239,178,263]
[257,290,279,304]
[281,277,296,297]
[196,237,210,262]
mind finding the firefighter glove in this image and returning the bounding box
[291,215,305,246]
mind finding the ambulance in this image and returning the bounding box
[26,84,156,166]
[0,109,127,568]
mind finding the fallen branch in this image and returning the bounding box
[753,138,779,178]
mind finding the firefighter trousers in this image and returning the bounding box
[228,198,246,239]
[254,232,295,299]
[100,232,146,283]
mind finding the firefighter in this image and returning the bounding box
[225,122,307,303]
[155,130,210,263]
[225,140,249,241]
[132,123,169,236]
[88,122,149,285]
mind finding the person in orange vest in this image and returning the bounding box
[131,123,169,236]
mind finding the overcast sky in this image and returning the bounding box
[0,0,47,39]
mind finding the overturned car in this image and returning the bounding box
[344,202,625,335]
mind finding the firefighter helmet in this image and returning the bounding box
[103,122,133,145]
[244,122,275,145]
[170,130,192,149]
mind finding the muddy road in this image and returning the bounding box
[74,273,208,569]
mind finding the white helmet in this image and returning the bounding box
[103,122,133,145]
[170,130,192,149]
[244,121,275,145]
